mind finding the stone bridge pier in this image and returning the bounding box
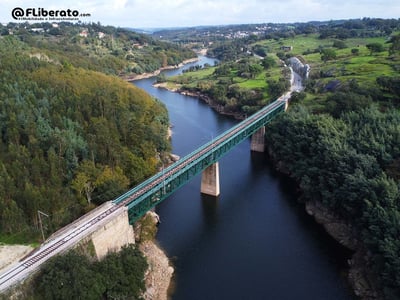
[201,162,220,196]
[200,125,269,197]
[250,126,266,152]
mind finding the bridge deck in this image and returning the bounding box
[0,97,287,293]
[113,99,286,223]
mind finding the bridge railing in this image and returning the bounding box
[113,99,286,222]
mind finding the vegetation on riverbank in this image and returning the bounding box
[157,55,288,116]
[16,244,148,300]
[160,19,399,116]
[0,23,190,243]
[267,25,400,299]
[266,105,400,299]
[0,22,196,76]
[156,18,400,299]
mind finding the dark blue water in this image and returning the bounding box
[132,56,355,300]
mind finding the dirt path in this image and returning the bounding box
[0,245,33,272]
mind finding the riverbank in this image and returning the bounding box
[121,57,199,81]
[137,212,174,300]
[153,82,246,120]
[268,147,381,300]
[305,201,379,299]
[152,58,381,299]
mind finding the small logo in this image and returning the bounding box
[11,7,24,19]
[11,7,91,21]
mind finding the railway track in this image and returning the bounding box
[0,98,287,293]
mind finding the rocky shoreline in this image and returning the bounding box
[153,83,246,120]
[140,240,174,300]
[305,201,379,299]
[135,211,174,300]
[151,74,380,299]
[139,212,174,300]
[141,56,381,299]
[121,57,199,81]
[268,148,381,300]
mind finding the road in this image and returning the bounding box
[0,62,306,294]
[0,101,287,294]
[290,67,305,92]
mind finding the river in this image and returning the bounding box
[131,56,356,300]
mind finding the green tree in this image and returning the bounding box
[261,56,276,69]
[248,63,263,78]
[366,42,384,55]
[97,245,147,299]
[93,166,129,204]
[71,160,100,205]
[267,78,290,99]
[388,34,400,55]
[321,48,337,62]
[35,251,103,300]
[333,40,347,49]
[34,245,147,299]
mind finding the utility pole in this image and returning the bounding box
[38,210,49,243]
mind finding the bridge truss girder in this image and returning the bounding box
[122,101,285,224]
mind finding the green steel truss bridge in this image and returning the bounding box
[113,98,287,224]
[0,98,287,293]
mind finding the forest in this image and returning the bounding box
[0,23,187,243]
[1,18,400,299]
[266,104,400,299]
[158,18,400,299]
[10,244,148,300]
[0,22,196,76]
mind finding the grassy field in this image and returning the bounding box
[164,33,399,108]
[255,34,398,86]
[166,55,284,93]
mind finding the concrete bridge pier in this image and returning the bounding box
[250,126,266,152]
[201,162,220,196]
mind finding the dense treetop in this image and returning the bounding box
[156,17,400,299]
[22,244,147,300]
[0,22,196,75]
[1,18,400,299]
[0,23,183,243]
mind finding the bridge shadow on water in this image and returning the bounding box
[201,194,219,228]
[135,56,356,300]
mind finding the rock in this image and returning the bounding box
[140,240,173,300]
[305,201,358,250]
[169,154,180,162]
[138,212,173,300]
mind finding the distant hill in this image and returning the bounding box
[0,22,196,76]
[0,22,181,243]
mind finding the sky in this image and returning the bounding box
[1,0,399,29]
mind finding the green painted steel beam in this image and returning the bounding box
[114,100,286,224]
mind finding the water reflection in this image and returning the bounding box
[201,194,219,228]
[132,57,355,300]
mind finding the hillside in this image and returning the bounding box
[161,19,400,117]
[155,19,400,300]
[0,22,196,76]
[0,23,187,243]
